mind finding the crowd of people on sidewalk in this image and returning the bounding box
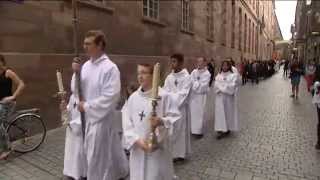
[239,59,278,85]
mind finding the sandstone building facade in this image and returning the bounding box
[0,0,282,129]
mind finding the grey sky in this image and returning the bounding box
[275,0,297,40]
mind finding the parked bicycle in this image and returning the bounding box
[1,102,46,153]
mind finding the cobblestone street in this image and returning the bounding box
[1,71,319,180]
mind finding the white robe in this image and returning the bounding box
[123,87,181,180]
[189,68,211,135]
[81,54,128,180]
[214,71,239,132]
[312,82,320,108]
[121,100,130,149]
[63,75,86,179]
[163,69,192,158]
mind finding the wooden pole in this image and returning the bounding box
[72,0,86,139]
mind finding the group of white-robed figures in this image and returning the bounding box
[61,30,240,180]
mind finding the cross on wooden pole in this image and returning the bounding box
[72,0,86,139]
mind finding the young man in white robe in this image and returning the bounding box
[61,74,87,180]
[72,30,128,180]
[123,64,181,180]
[214,60,239,140]
[163,53,192,162]
[189,57,211,138]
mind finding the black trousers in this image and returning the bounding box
[283,68,288,77]
[317,107,320,144]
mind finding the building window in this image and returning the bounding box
[206,0,214,40]
[239,8,242,51]
[231,0,235,48]
[249,19,251,54]
[253,0,255,10]
[256,0,259,15]
[255,25,258,56]
[221,0,227,46]
[143,0,159,19]
[244,14,247,53]
[252,23,255,54]
[181,0,192,31]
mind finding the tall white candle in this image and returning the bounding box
[151,63,160,99]
[56,70,64,92]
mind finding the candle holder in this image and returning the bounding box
[56,70,69,126]
[147,97,162,152]
[58,91,69,126]
[148,62,161,152]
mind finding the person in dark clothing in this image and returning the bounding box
[251,61,259,84]
[283,60,289,77]
[240,60,246,85]
[207,58,215,87]
[244,61,250,84]
[289,60,303,99]
[0,54,25,160]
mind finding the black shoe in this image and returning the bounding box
[316,143,320,150]
[63,176,75,180]
[225,130,231,136]
[290,94,295,98]
[173,157,185,163]
[192,134,203,139]
[216,132,224,140]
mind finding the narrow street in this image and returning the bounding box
[1,71,319,180]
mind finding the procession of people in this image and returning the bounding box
[2,29,316,180]
[58,30,243,180]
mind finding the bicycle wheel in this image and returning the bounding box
[6,113,46,153]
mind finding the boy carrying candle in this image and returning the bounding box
[122,63,181,180]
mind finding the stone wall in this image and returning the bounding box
[2,53,199,129]
[0,0,280,129]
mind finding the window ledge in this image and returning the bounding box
[142,17,166,27]
[180,29,195,36]
[78,1,114,14]
[207,38,214,43]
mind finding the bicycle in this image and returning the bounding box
[1,102,46,153]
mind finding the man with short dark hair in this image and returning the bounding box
[163,53,192,162]
[70,30,128,180]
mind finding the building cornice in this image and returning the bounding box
[239,0,259,24]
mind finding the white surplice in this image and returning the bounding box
[123,87,181,180]
[81,54,128,180]
[189,68,211,135]
[312,82,320,107]
[214,71,239,132]
[63,74,86,179]
[163,69,192,159]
